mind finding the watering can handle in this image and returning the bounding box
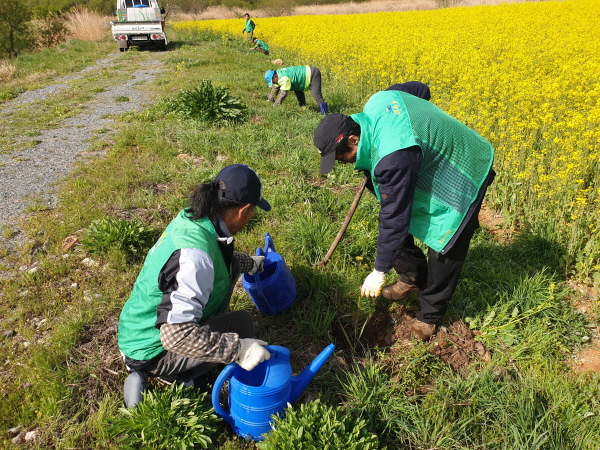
[254,247,265,300]
[264,232,276,253]
[211,362,237,427]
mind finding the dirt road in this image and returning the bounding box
[0,53,164,251]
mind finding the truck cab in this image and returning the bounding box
[111,0,168,52]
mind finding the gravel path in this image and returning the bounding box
[0,54,164,231]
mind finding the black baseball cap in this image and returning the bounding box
[214,164,271,211]
[313,113,355,174]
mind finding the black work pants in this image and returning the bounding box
[393,202,482,325]
[293,66,325,106]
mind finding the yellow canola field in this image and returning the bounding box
[175,0,600,280]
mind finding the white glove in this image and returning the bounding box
[248,256,266,275]
[360,269,386,298]
[237,338,271,371]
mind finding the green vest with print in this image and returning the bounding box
[117,212,231,361]
[351,90,494,253]
[276,65,310,91]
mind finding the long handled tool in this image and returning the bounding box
[317,176,368,267]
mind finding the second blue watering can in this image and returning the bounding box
[212,344,335,441]
[242,233,296,315]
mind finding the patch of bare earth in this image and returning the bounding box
[567,280,600,374]
[478,204,510,241]
[360,304,489,376]
[573,346,600,373]
[355,206,600,378]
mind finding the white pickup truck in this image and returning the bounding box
[111,0,168,52]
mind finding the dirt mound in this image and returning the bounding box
[361,304,489,375]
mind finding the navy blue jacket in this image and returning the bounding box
[386,81,431,101]
[367,149,494,272]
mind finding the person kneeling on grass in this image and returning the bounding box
[250,37,269,55]
[118,164,272,408]
[313,90,495,342]
[264,65,328,115]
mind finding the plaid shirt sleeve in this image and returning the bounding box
[159,322,240,363]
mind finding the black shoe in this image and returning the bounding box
[192,376,212,395]
[123,371,148,408]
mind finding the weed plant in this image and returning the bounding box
[109,383,219,449]
[255,399,380,450]
[164,80,248,124]
[82,217,156,260]
[0,23,599,450]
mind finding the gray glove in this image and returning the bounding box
[267,85,279,102]
[248,256,266,275]
[273,90,288,106]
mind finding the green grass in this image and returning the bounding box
[0,26,599,449]
[0,39,114,103]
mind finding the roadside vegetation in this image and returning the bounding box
[1,1,599,449]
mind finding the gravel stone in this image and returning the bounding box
[3,330,16,339]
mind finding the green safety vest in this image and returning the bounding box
[117,212,231,361]
[351,90,494,252]
[276,66,311,91]
[256,39,269,51]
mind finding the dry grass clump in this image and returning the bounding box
[169,0,547,20]
[293,0,436,15]
[64,7,110,42]
[171,6,242,21]
[0,61,17,81]
[25,70,57,83]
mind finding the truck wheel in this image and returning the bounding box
[119,48,125,52]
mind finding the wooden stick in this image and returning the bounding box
[317,176,368,267]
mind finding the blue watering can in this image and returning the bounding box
[212,344,336,441]
[242,233,296,315]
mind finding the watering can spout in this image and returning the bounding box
[289,344,336,403]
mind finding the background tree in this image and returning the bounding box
[0,0,34,58]
[85,0,116,16]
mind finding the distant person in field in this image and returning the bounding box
[264,65,328,115]
[313,90,495,342]
[242,13,255,41]
[250,37,269,55]
[118,164,272,408]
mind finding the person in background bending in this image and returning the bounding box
[264,65,328,115]
[250,37,269,55]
